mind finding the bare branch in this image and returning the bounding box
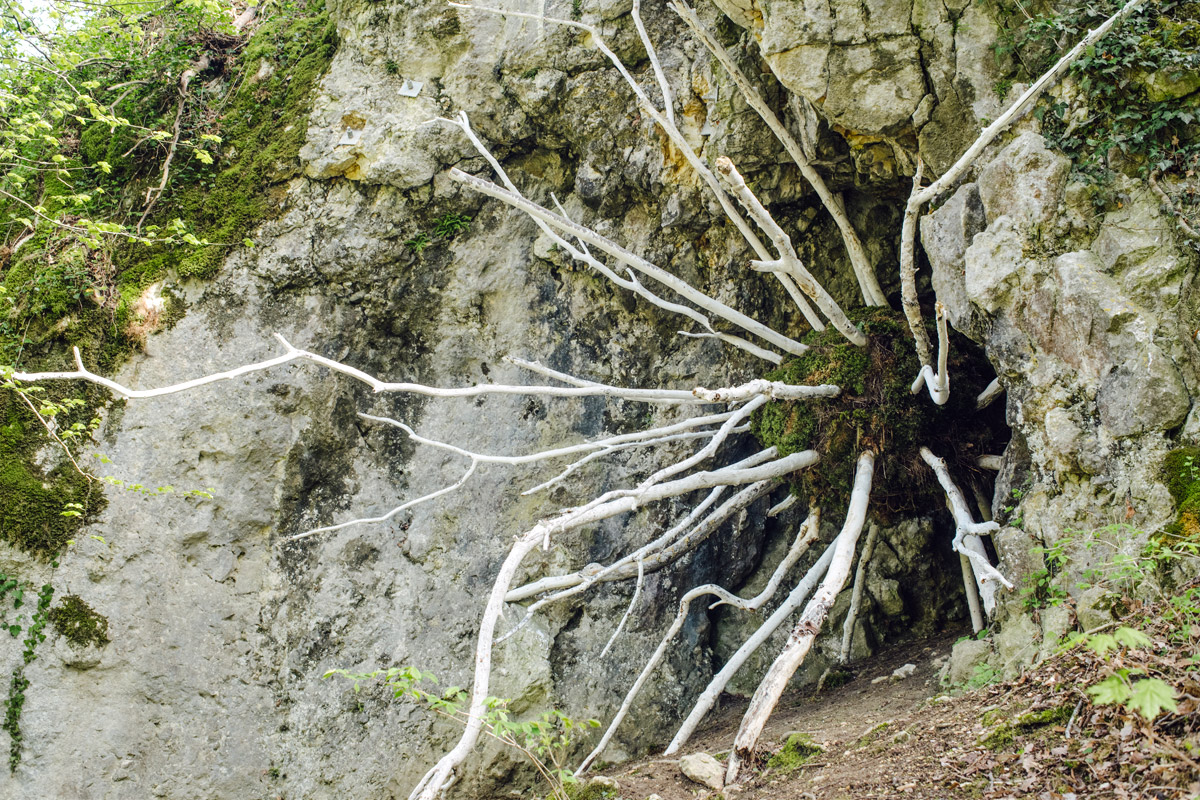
[919,447,1013,615]
[726,451,874,783]
[976,377,1004,410]
[580,509,820,772]
[450,169,810,358]
[450,3,824,326]
[668,0,887,308]
[909,301,950,404]
[838,523,878,664]
[715,156,867,346]
[631,0,674,129]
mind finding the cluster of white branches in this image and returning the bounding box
[5,0,1151,796]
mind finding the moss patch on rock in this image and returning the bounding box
[1162,446,1200,541]
[47,594,110,648]
[751,309,1005,519]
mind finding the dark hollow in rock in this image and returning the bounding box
[751,309,1009,521]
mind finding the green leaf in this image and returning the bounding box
[1113,626,1152,649]
[1128,678,1177,721]
[1087,674,1131,706]
[1086,633,1119,657]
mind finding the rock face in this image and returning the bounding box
[3,0,1197,798]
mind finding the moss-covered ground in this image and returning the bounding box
[750,309,1008,520]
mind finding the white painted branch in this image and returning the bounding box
[691,379,839,403]
[631,0,674,129]
[898,0,1147,363]
[409,523,546,800]
[898,159,933,367]
[909,301,950,405]
[715,156,867,347]
[505,452,784,610]
[768,493,798,517]
[360,410,739,467]
[976,455,1003,471]
[580,510,820,772]
[288,460,479,541]
[913,0,1148,208]
[919,447,1013,615]
[838,523,879,664]
[522,425,749,497]
[664,509,834,755]
[976,377,1004,411]
[450,169,809,357]
[599,557,643,659]
[668,0,887,308]
[726,451,874,784]
[437,115,785,364]
[959,550,985,634]
[449,3,824,327]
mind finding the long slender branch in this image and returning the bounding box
[668,0,887,308]
[838,523,878,664]
[409,449,818,800]
[897,0,1148,361]
[910,301,950,404]
[578,509,820,772]
[715,157,866,346]
[726,451,875,784]
[631,0,674,129]
[450,2,824,327]
[664,509,833,755]
[11,336,814,405]
[919,447,1013,615]
[437,115,785,364]
[450,169,810,357]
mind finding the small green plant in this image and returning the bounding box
[433,213,471,240]
[1022,535,1071,610]
[385,60,400,75]
[966,661,1001,690]
[570,0,582,20]
[3,582,53,771]
[405,233,431,253]
[1061,626,1178,721]
[326,666,599,799]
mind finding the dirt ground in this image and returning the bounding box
[589,612,1200,800]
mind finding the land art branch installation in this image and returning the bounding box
[11,0,1146,795]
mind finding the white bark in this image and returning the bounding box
[910,301,950,404]
[976,377,1004,410]
[437,114,788,364]
[668,0,887,308]
[838,523,878,664]
[450,3,824,328]
[725,451,874,783]
[450,169,810,358]
[919,447,1013,615]
[897,0,1148,359]
[664,513,837,754]
[976,455,1003,471]
[715,156,867,346]
[579,509,820,772]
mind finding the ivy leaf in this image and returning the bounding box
[1087,674,1131,706]
[1128,679,1177,721]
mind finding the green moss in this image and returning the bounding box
[979,705,1071,750]
[751,309,1005,518]
[1162,447,1200,541]
[564,782,618,800]
[114,2,337,284]
[47,594,110,648]
[767,732,824,771]
[0,391,104,555]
